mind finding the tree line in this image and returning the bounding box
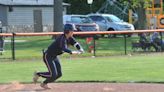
[63,0,156,30]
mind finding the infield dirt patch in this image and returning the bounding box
[1,82,164,92]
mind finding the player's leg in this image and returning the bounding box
[40,56,59,89]
[54,57,62,79]
[33,52,51,83]
[33,53,55,84]
[42,57,61,83]
[40,57,62,89]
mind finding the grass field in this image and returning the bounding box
[0,36,164,84]
[0,53,164,84]
[1,36,137,59]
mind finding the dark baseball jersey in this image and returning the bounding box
[46,34,82,56]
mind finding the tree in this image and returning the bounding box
[63,0,106,14]
[119,0,151,29]
[63,0,151,29]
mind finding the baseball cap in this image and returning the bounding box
[64,24,76,34]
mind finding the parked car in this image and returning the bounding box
[88,14,135,37]
[63,15,99,38]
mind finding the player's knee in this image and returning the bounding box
[51,72,62,81]
[50,75,61,81]
[49,76,56,82]
[59,72,62,77]
[58,73,62,78]
[56,73,62,79]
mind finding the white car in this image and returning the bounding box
[88,14,135,37]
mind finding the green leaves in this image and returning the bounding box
[63,0,106,14]
[63,0,152,14]
[120,0,152,8]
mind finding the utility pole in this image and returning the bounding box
[53,0,63,32]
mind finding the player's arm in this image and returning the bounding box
[61,39,72,54]
[69,37,84,53]
[62,43,81,55]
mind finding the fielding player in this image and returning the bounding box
[33,24,84,89]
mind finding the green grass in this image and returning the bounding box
[1,36,138,59]
[1,36,163,84]
[0,54,164,84]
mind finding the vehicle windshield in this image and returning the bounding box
[71,16,93,23]
[103,15,122,22]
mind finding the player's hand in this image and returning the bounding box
[79,48,84,54]
[72,51,82,55]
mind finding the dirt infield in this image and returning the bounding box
[1,82,164,92]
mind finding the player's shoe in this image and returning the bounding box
[33,71,39,84]
[40,82,51,89]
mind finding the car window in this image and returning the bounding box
[89,16,105,22]
[103,15,121,22]
[103,16,112,22]
[71,16,93,23]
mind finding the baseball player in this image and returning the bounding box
[33,24,84,89]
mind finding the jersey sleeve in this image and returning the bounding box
[60,37,72,54]
[69,37,84,52]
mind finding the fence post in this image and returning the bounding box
[124,34,127,55]
[11,32,15,60]
[93,35,96,57]
[160,32,163,51]
[0,21,4,55]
